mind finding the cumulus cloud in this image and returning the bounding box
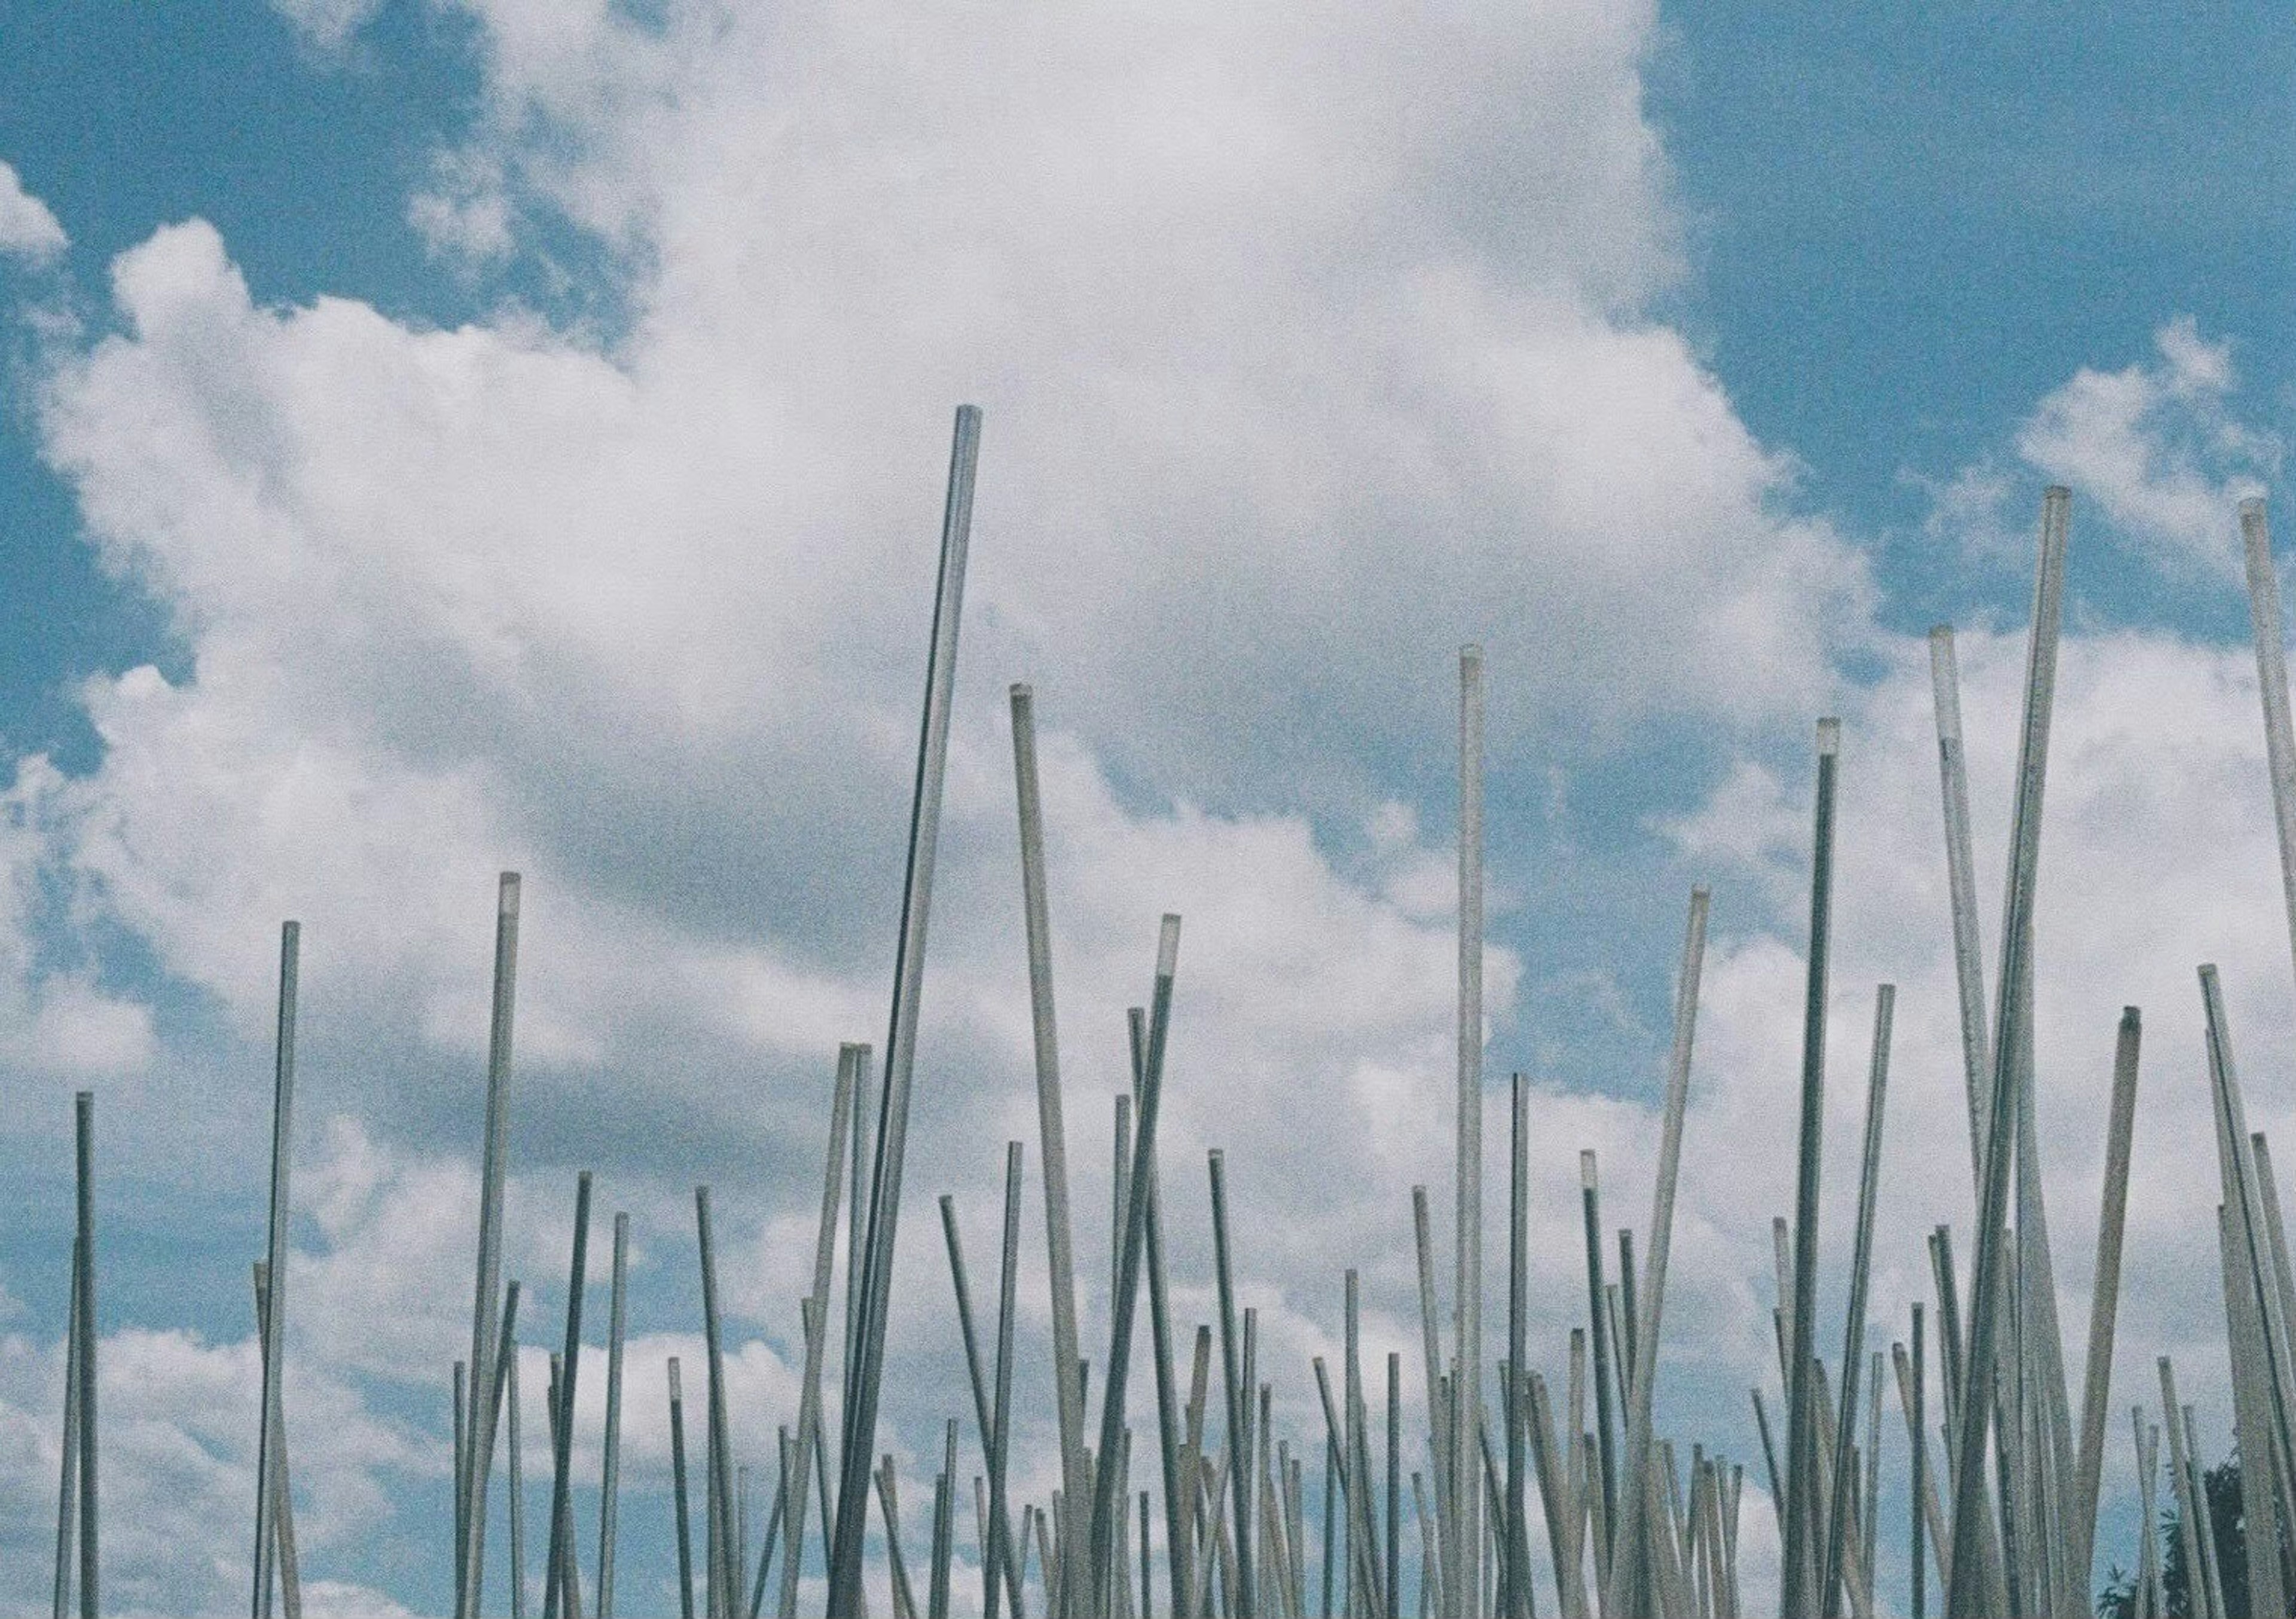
[0,161,65,262]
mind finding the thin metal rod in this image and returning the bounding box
[1578,1152,1618,1567]
[2239,497,2296,998]
[941,1192,1025,1607]
[1092,918,1183,1599]
[1780,718,1842,1619]
[1821,985,1894,1617]
[509,1332,528,1619]
[994,1143,1025,1618]
[252,1262,303,1619]
[1911,1310,1926,1619]
[1603,887,1711,1619]
[1947,486,2069,1619]
[781,1046,861,1619]
[74,1090,97,1619]
[1454,643,1485,1619]
[699,1185,741,1617]
[597,1213,630,1619]
[53,1238,78,1619]
[827,404,981,1614]
[2071,1009,2142,1589]
[1010,680,1092,1619]
[1507,1075,1529,1619]
[459,873,522,1619]
[1211,1150,1256,1617]
[671,1360,697,1619]
[252,921,300,1619]
[544,1174,594,1619]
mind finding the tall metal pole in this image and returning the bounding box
[542,1174,593,1619]
[2069,1010,2141,1590]
[460,872,522,1618]
[829,405,983,1614]
[74,1090,97,1619]
[1947,487,2070,1618]
[252,921,299,1619]
[597,1213,630,1618]
[781,1046,860,1619]
[1453,644,1485,1619]
[1012,680,1092,1618]
[1821,985,1894,1617]
[1781,720,1842,1619]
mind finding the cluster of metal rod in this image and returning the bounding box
[33,405,2296,1617]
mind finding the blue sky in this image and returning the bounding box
[0,2,2286,1613]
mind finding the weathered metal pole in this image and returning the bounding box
[1821,985,1894,1617]
[1453,644,1485,1619]
[74,1090,97,1619]
[1781,718,1842,1619]
[2070,1009,2141,1590]
[459,873,521,1618]
[252,921,300,1619]
[543,1174,593,1619]
[827,404,982,1615]
[597,1213,630,1618]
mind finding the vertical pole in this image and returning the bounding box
[1821,985,1894,1616]
[996,1143,1026,1618]
[830,405,982,1615]
[1507,1075,1529,1619]
[460,873,522,1618]
[1579,1153,1618,1565]
[1454,645,1485,1619]
[509,1334,527,1619]
[1911,1308,1925,1619]
[75,1090,97,1619]
[1781,720,1842,1619]
[253,921,300,1619]
[1211,1151,1255,1617]
[53,1241,79,1619]
[670,1360,697,1619]
[544,1175,594,1619]
[782,1047,860,1619]
[2071,1010,2142,1589]
[598,1214,630,1619]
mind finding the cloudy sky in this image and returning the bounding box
[0,2,2287,1613]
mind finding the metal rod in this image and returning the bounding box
[252,1262,303,1619]
[2071,1009,2142,1590]
[1011,681,1092,1619]
[829,404,984,1614]
[1211,1150,1256,1616]
[509,1328,528,1619]
[460,873,522,1619]
[252,921,300,1619]
[671,1360,697,1619]
[699,1184,741,1617]
[996,1142,1026,1619]
[53,1238,78,1619]
[597,1214,629,1619]
[74,1090,97,1619]
[1821,985,1894,1617]
[1454,643,1485,1619]
[1602,887,1711,1619]
[781,1046,861,1619]
[544,1174,594,1619]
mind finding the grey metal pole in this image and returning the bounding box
[460,873,521,1619]
[1210,1150,1256,1617]
[74,1089,97,1619]
[670,1360,697,1619]
[2071,1010,2142,1590]
[1507,1076,1529,1619]
[1011,680,1092,1619]
[1454,644,1484,1619]
[2237,497,2296,1001]
[995,1143,1025,1619]
[509,1330,527,1619]
[252,921,300,1619]
[781,1045,860,1619]
[1387,1352,1402,1619]
[699,1185,741,1617]
[830,405,982,1615]
[53,1240,78,1619]
[1821,985,1894,1617]
[544,1174,593,1619]
[1578,1152,1618,1569]
[941,1192,1025,1607]
[598,1213,630,1619]
[1602,887,1710,1619]
[252,1264,304,1619]
[1092,919,1181,1605]
[1947,488,2069,1619]
[1781,718,1841,1619]
[1911,1309,1925,1619]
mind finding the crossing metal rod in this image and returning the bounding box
[459,873,522,1619]
[1780,718,1843,1619]
[780,1046,861,1619]
[75,1090,97,1619]
[1601,886,1711,1619]
[53,1241,78,1619]
[597,1214,630,1619]
[1946,487,2070,1619]
[826,404,982,1615]
[1453,644,1485,1619]
[1821,985,1894,1618]
[2069,1009,2142,1589]
[252,921,300,1619]
[1010,682,1092,1618]
[543,1174,594,1619]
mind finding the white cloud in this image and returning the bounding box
[2017,316,2280,576]
[0,161,65,262]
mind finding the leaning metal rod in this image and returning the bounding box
[2069,1009,2142,1589]
[1126,1003,1187,1618]
[939,1192,1025,1606]
[1210,1149,1256,1617]
[670,1360,696,1619]
[1506,1076,1529,1619]
[2239,497,2296,996]
[993,1143,1025,1619]
[508,1327,527,1619]
[699,1184,743,1616]
[459,873,522,1619]
[1454,643,1485,1619]
[1926,630,1992,1193]
[1780,718,1844,1619]
[252,921,300,1619]
[597,1213,630,1619]
[827,404,982,1614]
[74,1090,97,1619]
[1579,1151,1618,1567]
[542,1174,594,1619]
[1820,985,1894,1618]
[52,1237,78,1619]
[252,1263,304,1619]
[1010,681,1092,1619]
[1090,918,1182,1602]
[1601,885,1711,1619]
[1946,487,2068,1619]
[780,1045,860,1619]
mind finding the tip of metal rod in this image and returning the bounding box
[497,872,521,915]
[1156,914,1181,976]
[1816,716,1841,756]
[1928,624,1954,644]
[2044,484,2071,505]
[1580,1149,1597,1188]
